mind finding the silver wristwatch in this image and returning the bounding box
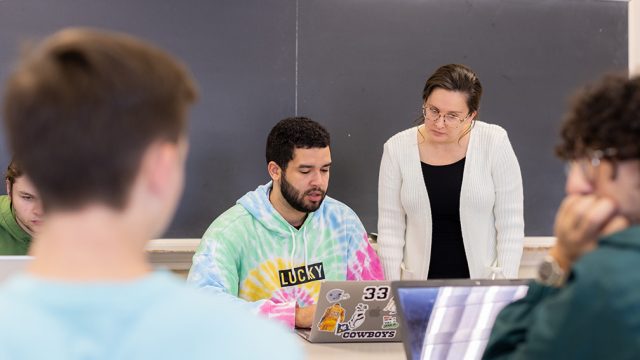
[536,255,567,287]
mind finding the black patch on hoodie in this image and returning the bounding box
[279,262,325,287]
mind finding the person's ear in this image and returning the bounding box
[6,179,11,197]
[142,141,180,198]
[267,161,282,182]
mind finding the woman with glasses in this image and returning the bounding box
[377,63,524,280]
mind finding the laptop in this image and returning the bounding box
[295,280,403,343]
[0,256,33,283]
[393,279,530,360]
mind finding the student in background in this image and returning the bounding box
[377,64,524,280]
[483,73,640,359]
[188,117,383,329]
[0,160,42,254]
[0,28,301,359]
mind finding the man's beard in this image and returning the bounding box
[280,173,326,213]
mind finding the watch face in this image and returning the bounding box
[537,257,565,287]
[538,260,553,280]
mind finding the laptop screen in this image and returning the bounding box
[394,280,529,360]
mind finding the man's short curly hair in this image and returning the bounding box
[556,73,640,160]
[266,117,330,169]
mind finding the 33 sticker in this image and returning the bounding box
[361,285,390,301]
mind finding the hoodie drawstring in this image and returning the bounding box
[289,226,310,284]
[303,226,309,278]
[289,227,296,271]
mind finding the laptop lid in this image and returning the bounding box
[0,256,33,283]
[299,280,402,343]
[392,279,529,360]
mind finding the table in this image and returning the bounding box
[298,337,405,360]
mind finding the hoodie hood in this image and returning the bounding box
[237,182,320,281]
[0,195,31,255]
[237,181,318,236]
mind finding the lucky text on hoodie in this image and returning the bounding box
[279,262,325,287]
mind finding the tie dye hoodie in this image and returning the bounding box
[187,182,383,328]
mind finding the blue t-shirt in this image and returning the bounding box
[0,271,303,359]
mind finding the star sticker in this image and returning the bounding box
[336,323,350,334]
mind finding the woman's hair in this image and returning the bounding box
[422,63,483,113]
[418,63,483,140]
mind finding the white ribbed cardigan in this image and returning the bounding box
[377,121,524,280]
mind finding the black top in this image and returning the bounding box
[421,158,470,279]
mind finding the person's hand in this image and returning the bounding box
[295,304,317,329]
[551,194,629,271]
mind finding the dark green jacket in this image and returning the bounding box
[483,226,640,360]
[0,195,31,255]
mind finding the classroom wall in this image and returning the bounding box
[0,0,628,238]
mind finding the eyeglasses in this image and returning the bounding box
[422,105,470,128]
[569,148,618,185]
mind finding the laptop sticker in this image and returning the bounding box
[335,322,351,334]
[362,285,391,301]
[383,297,397,314]
[318,303,345,332]
[334,302,398,339]
[326,288,350,303]
[382,315,399,329]
[337,327,397,340]
[347,303,368,330]
[334,303,368,334]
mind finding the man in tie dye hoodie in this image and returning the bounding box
[188,117,383,329]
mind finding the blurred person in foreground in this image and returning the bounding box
[483,73,640,359]
[0,28,301,359]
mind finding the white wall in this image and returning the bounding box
[631,0,640,75]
